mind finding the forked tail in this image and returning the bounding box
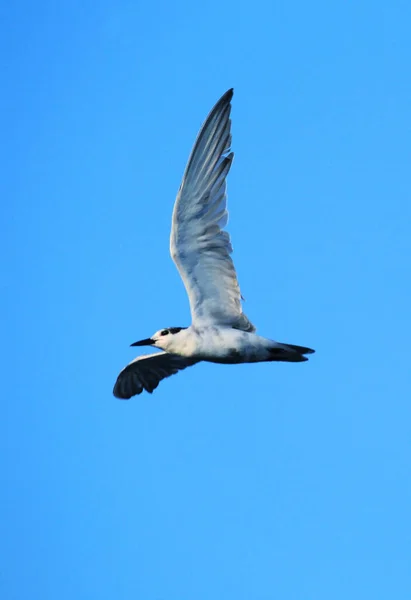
[269,342,315,362]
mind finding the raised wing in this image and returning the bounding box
[113,352,198,399]
[170,89,255,332]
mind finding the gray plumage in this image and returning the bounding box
[170,89,254,333]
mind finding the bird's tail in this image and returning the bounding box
[269,342,315,362]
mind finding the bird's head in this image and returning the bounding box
[131,327,187,351]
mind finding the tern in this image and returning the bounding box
[113,89,314,399]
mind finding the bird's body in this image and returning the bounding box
[113,89,314,399]
[155,326,311,364]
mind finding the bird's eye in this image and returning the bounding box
[161,330,169,336]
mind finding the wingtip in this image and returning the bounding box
[217,88,234,105]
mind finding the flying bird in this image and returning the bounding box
[113,89,314,399]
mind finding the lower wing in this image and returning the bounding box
[113,352,199,399]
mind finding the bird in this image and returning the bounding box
[113,89,314,399]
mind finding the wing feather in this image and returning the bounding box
[170,89,255,332]
[113,352,198,399]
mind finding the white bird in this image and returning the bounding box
[113,89,314,399]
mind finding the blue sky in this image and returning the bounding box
[2,0,411,598]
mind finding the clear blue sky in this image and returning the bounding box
[2,1,411,598]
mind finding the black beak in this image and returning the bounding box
[130,338,154,347]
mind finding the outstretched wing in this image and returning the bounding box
[113,352,199,399]
[170,89,255,333]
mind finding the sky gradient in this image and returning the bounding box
[3,1,411,598]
